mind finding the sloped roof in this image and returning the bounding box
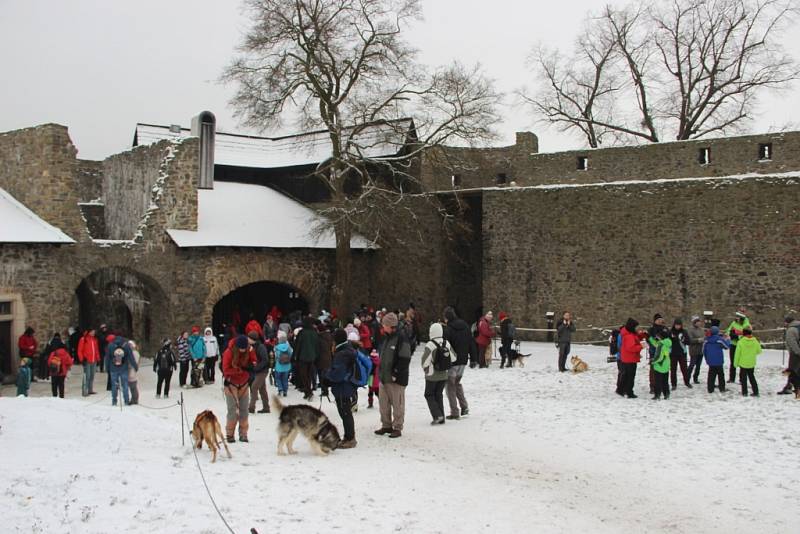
[0,187,75,244]
[134,119,414,169]
[166,181,374,249]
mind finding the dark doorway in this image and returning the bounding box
[0,320,12,376]
[212,281,309,335]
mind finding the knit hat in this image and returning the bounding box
[247,331,260,341]
[333,328,348,345]
[691,315,700,323]
[735,311,747,319]
[347,331,360,342]
[710,326,720,335]
[277,330,287,342]
[785,316,795,324]
[498,312,508,322]
[191,326,200,334]
[382,312,399,328]
[235,335,249,349]
[354,318,362,327]
[673,318,683,325]
[653,313,663,322]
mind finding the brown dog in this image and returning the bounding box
[570,355,589,373]
[191,410,232,463]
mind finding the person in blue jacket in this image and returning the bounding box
[325,328,358,449]
[703,326,731,393]
[188,326,206,388]
[105,335,137,406]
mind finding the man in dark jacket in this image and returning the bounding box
[374,312,410,438]
[443,306,475,419]
[326,329,358,448]
[669,319,692,389]
[247,331,270,414]
[556,311,576,372]
[293,316,320,401]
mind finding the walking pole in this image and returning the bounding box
[180,391,185,447]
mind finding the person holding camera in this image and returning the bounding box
[556,311,576,372]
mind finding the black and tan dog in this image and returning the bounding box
[271,396,341,455]
[191,410,232,463]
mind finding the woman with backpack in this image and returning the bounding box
[153,338,177,398]
[47,341,73,398]
[420,322,455,425]
[273,330,293,397]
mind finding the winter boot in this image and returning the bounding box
[388,429,402,438]
[374,427,393,436]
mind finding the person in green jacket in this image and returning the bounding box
[725,310,751,383]
[652,330,672,400]
[733,328,761,396]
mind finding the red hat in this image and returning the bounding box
[191,326,200,334]
[499,312,508,321]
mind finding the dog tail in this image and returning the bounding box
[270,395,284,414]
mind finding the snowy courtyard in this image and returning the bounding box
[1,341,796,533]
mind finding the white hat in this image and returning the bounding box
[347,331,360,342]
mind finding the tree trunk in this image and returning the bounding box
[331,216,353,319]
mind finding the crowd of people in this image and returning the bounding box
[11,304,800,450]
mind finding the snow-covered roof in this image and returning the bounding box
[0,187,75,244]
[166,181,374,249]
[134,119,413,169]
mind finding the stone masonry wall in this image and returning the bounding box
[482,175,800,338]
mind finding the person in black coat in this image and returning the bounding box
[326,329,358,448]
[153,338,177,398]
[669,318,692,389]
[443,307,475,420]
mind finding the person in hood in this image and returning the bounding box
[734,328,761,396]
[443,307,475,419]
[703,326,731,393]
[374,312,411,438]
[780,316,800,397]
[725,310,751,383]
[176,331,191,388]
[421,322,455,425]
[618,318,644,398]
[686,316,705,384]
[77,328,100,396]
[556,311,576,372]
[47,340,73,398]
[669,319,692,390]
[244,315,265,342]
[325,329,359,449]
[203,327,220,384]
[222,335,256,443]
[153,338,177,398]
[273,330,293,397]
[127,340,141,405]
[105,335,137,406]
[651,328,671,400]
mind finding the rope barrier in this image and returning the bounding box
[180,399,237,534]
[135,401,181,411]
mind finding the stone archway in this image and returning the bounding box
[211,280,309,337]
[74,266,169,354]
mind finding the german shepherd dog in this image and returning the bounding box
[271,396,341,455]
[191,410,231,463]
[571,355,589,373]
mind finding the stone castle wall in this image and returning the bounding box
[482,175,800,337]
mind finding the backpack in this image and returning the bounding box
[350,351,373,387]
[157,347,171,370]
[432,340,452,372]
[112,347,125,366]
[49,353,62,375]
[277,348,291,365]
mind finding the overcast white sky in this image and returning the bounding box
[1,0,798,160]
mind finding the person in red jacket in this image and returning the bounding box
[222,335,257,443]
[617,318,644,399]
[77,329,100,396]
[47,343,74,398]
[355,317,373,351]
[244,316,265,342]
[18,327,38,381]
[476,311,495,368]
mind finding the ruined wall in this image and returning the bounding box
[0,124,87,241]
[76,159,103,201]
[482,175,800,337]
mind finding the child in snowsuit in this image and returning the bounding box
[734,328,761,396]
[703,326,731,393]
[16,357,32,396]
[652,330,671,400]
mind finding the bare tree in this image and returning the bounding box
[523,0,799,146]
[222,0,501,313]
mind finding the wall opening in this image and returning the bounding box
[212,281,309,336]
[495,173,508,185]
[698,147,711,165]
[576,156,588,171]
[75,267,169,355]
[451,174,462,188]
[758,143,773,160]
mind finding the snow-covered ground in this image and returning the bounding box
[1,342,796,534]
